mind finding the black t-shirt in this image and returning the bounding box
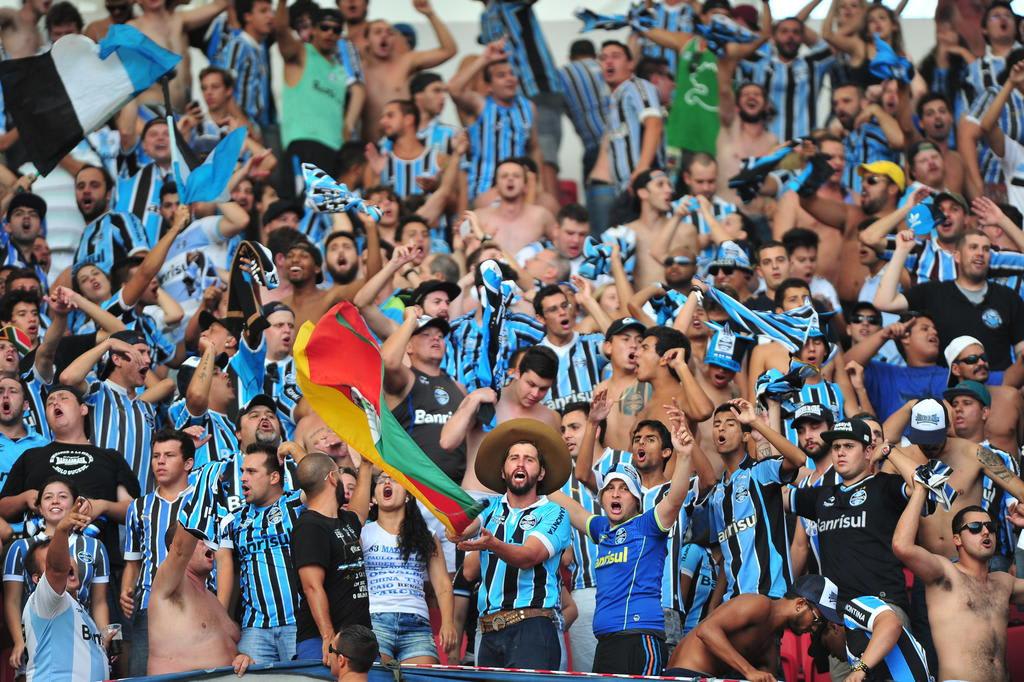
[1,441,142,563]
[746,292,775,312]
[904,280,1024,371]
[792,473,912,611]
[291,509,370,641]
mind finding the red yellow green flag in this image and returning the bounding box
[293,302,485,534]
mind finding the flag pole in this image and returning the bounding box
[159,70,175,118]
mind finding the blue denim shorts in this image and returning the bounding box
[370,611,438,662]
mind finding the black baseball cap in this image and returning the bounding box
[605,317,646,341]
[198,311,242,340]
[820,419,872,446]
[241,394,277,416]
[262,301,294,318]
[110,329,148,347]
[411,280,460,306]
[313,7,343,24]
[262,200,302,225]
[790,403,835,428]
[787,575,843,624]
[7,192,46,221]
[411,315,450,336]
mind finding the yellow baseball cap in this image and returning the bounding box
[857,161,906,192]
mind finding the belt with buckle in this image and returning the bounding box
[479,608,554,633]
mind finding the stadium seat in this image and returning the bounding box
[780,630,802,681]
[557,179,579,206]
[1006,625,1024,679]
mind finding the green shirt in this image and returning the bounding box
[666,39,719,155]
[281,43,347,150]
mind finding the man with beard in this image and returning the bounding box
[448,419,572,671]
[73,165,151,276]
[943,380,1019,572]
[474,159,556,255]
[292,453,371,664]
[786,403,839,577]
[737,16,835,141]
[590,318,649,451]
[894,482,1024,682]
[831,83,904,194]
[716,81,778,207]
[358,1,456,141]
[323,221,382,296]
[876,229,1024,371]
[370,99,446,200]
[945,336,1022,454]
[915,94,965,192]
[440,346,561,496]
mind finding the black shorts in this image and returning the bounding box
[592,631,667,676]
[663,667,712,679]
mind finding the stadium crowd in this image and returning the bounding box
[2,0,1024,680]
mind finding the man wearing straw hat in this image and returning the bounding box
[449,417,572,671]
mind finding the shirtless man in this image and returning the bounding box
[773,135,849,284]
[664,574,830,681]
[893,483,1024,682]
[359,0,456,141]
[84,0,133,41]
[915,94,965,193]
[281,216,382,328]
[634,326,714,471]
[894,398,1024,559]
[475,159,556,254]
[439,346,561,495]
[147,523,253,676]
[0,0,48,59]
[610,169,694,288]
[716,77,778,208]
[589,317,650,451]
[130,0,229,111]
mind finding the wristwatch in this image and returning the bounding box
[851,660,871,674]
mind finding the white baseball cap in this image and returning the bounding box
[909,398,948,446]
[944,335,984,386]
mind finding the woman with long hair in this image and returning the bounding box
[3,476,110,669]
[356,472,456,664]
[822,0,912,87]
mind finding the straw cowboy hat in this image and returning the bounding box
[475,418,571,495]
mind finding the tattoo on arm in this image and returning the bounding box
[978,446,1013,481]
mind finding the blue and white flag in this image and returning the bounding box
[0,25,180,175]
[477,259,516,432]
[168,123,246,204]
[575,3,656,32]
[302,162,382,221]
[869,34,914,84]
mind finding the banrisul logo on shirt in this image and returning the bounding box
[50,449,94,475]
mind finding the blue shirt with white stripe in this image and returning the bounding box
[782,381,845,446]
[74,210,151,276]
[477,494,571,616]
[114,163,169,246]
[381,146,441,200]
[123,489,184,610]
[215,31,274,129]
[607,77,664,191]
[336,37,363,84]
[738,42,836,141]
[843,121,901,193]
[86,379,160,494]
[539,333,609,412]
[558,59,610,153]
[560,470,600,591]
[479,0,561,98]
[169,400,239,469]
[587,507,671,635]
[442,311,544,392]
[980,440,1018,561]
[466,95,534,200]
[704,456,794,600]
[5,533,110,611]
[841,595,931,681]
[679,542,716,634]
[636,2,695,74]
[881,235,1024,285]
[221,490,305,628]
[967,85,1024,184]
[418,117,458,156]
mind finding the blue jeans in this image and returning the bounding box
[371,611,438,662]
[295,637,323,661]
[585,181,617,236]
[239,624,297,663]
[128,609,149,677]
[477,616,560,671]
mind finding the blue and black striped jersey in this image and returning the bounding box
[85,379,160,494]
[465,95,534,200]
[4,532,109,610]
[539,334,609,412]
[123,489,185,610]
[841,595,931,682]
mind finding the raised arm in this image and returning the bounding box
[122,204,190,308]
[822,0,865,58]
[979,65,1023,157]
[655,411,696,529]
[872,230,913,312]
[381,308,417,397]
[731,398,807,474]
[406,0,457,71]
[179,0,229,31]
[574,390,611,494]
[46,499,92,596]
[275,0,304,63]
[151,523,199,601]
[449,41,505,116]
[635,26,695,54]
[859,188,928,251]
[891,482,948,582]
[975,443,1024,502]
[547,491,593,533]
[571,275,612,334]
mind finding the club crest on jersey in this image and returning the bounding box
[266,507,283,524]
[614,527,628,545]
[519,514,538,531]
[434,387,450,406]
[733,481,749,502]
[76,551,94,565]
[850,488,868,506]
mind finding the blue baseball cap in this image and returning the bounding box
[600,462,642,503]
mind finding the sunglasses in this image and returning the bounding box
[863,175,888,186]
[710,266,735,276]
[319,23,343,34]
[955,353,988,365]
[956,520,997,535]
[850,314,881,325]
[663,256,693,267]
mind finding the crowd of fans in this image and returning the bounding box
[2,0,1024,680]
